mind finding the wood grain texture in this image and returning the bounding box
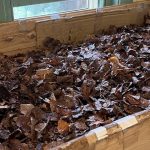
[54,111,150,150]
[36,2,149,47]
[0,1,149,54]
[0,20,36,54]
[36,19,70,47]
[0,1,150,150]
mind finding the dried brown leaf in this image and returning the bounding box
[81,79,95,98]
[20,104,34,115]
[36,68,53,80]
[57,119,70,134]
[57,75,73,84]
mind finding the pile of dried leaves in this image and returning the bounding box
[0,24,150,149]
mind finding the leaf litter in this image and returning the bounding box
[0,24,150,149]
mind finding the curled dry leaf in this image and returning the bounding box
[86,115,104,129]
[49,57,61,66]
[112,85,123,100]
[142,86,150,93]
[57,75,73,84]
[74,120,88,131]
[36,68,53,80]
[124,94,149,108]
[108,56,132,76]
[43,92,57,113]
[124,94,141,105]
[0,130,10,140]
[23,57,33,66]
[20,104,34,115]
[140,97,150,107]
[8,139,29,150]
[57,119,70,134]
[142,86,150,99]
[35,123,47,133]
[81,62,88,71]
[94,100,102,111]
[81,79,95,98]
[63,95,76,109]
[49,93,57,113]
[16,116,31,133]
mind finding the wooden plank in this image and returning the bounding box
[0,20,36,53]
[36,19,70,47]
[68,14,96,43]
[36,2,149,47]
[96,132,124,150]
[95,8,145,33]
[0,0,149,54]
[0,33,36,52]
[0,20,35,35]
[54,111,150,150]
[135,119,150,150]
[36,13,96,46]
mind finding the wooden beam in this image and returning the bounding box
[0,0,149,54]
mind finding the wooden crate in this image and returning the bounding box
[0,1,150,150]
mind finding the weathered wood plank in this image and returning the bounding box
[0,20,36,53]
[0,0,149,54]
[36,3,149,47]
[95,8,145,33]
[68,14,96,43]
[36,19,70,47]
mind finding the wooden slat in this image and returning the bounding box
[95,7,146,33]
[36,19,70,47]
[0,20,35,35]
[0,0,149,55]
[68,14,96,43]
[0,20,36,54]
[36,2,149,46]
[53,110,150,150]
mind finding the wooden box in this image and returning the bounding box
[0,1,150,150]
